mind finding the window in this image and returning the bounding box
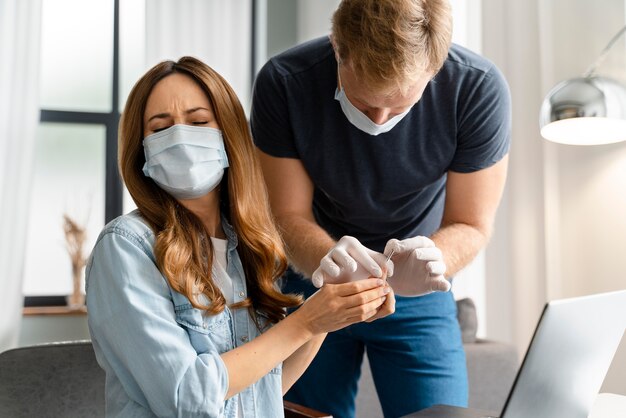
[23,0,257,303]
[23,0,134,302]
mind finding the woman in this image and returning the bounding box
[86,56,394,418]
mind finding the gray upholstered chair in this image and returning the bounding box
[0,340,105,418]
[355,298,519,417]
[0,340,330,418]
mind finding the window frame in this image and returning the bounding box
[39,0,123,224]
[23,0,122,307]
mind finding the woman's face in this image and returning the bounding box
[143,73,219,137]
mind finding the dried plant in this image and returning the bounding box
[63,213,87,307]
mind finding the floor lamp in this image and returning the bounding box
[540,25,626,145]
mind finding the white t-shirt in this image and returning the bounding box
[194,237,232,306]
[209,237,233,305]
[210,237,244,418]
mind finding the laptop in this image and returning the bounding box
[404,290,626,418]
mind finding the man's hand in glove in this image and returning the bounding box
[311,236,391,288]
[383,236,450,297]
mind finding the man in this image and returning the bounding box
[251,0,510,417]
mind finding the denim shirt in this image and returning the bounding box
[86,210,284,418]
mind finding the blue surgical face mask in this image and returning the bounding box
[142,124,229,200]
[334,73,413,136]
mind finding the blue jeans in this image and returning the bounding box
[283,270,468,418]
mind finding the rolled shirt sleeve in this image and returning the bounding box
[86,225,229,417]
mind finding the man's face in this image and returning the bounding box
[338,63,433,124]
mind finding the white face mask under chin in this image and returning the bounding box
[334,83,413,136]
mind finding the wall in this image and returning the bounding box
[19,314,89,347]
[483,0,626,396]
[482,0,547,349]
[267,0,297,58]
[267,0,339,58]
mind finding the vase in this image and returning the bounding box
[66,264,85,308]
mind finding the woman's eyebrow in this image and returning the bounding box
[146,112,170,123]
[185,107,210,115]
[146,107,211,123]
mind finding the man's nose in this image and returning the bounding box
[366,108,392,125]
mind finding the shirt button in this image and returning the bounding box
[238,291,245,298]
[202,322,208,329]
[240,335,248,342]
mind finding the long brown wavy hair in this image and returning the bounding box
[119,56,302,324]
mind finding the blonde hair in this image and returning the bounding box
[332,0,452,92]
[119,56,302,323]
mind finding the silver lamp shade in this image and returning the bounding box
[540,76,626,145]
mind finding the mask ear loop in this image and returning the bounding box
[337,67,343,91]
[330,34,344,90]
[329,34,342,63]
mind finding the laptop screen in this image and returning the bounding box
[499,290,626,418]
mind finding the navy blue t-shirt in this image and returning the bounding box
[251,37,511,252]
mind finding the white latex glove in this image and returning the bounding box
[383,236,450,297]
[312,236,393,288]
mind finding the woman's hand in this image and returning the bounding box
[364,281,395,323]
[292,278,389,336]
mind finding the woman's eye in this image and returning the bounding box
[152,125,172,133]
[192,121,209,125]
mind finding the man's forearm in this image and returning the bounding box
[430,222,490,278]
[276,214,336,278]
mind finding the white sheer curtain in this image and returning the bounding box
[145,0,252,111]
[481,0,548,350]
[0,0,42,352]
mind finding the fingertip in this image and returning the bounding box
[321,256,341,277]
[311,273,323,288]
[384,239,399,253]
[372,265,382,277]
[437,278,451,292]
[426,261,446,276]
